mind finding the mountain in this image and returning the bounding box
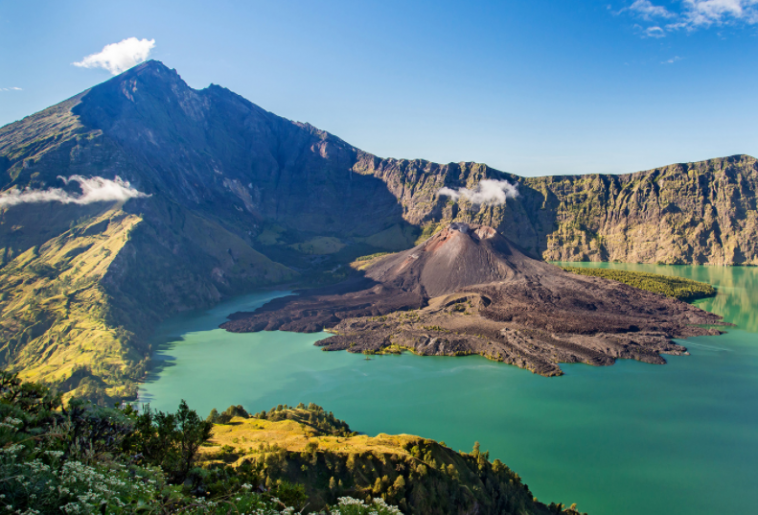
[223,223,723,376]
[0,60,753,401]
[222,222,557,333]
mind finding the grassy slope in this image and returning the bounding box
[560,266,716,302]
[199,406,580,515]
[0,208,143,400]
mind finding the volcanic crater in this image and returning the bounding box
[221,223,724,375]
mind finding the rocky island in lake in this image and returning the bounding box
[222,222,724,375]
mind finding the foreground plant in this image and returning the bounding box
[0,370,404,515]
[329,497,403,515]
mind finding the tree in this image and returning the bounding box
[176,400,213,482]
[123,399,212,484]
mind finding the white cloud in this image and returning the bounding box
[662,55,682,63]
[677,0,758,28]
[0,176,150,209]
[439,179,519,205]
[0,87,22,92]
[628,0,675,19]
[73,37,156,75]
[622,0,758,35]
[645,25,668,36]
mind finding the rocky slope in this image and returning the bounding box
[223,223,724,376]
[0,60,752,401]
[350,155,758,266]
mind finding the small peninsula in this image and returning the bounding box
[201,403,577,515]
[222,223,725,375]
[560,267,716,302]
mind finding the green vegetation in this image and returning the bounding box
[202,405,585,515]
[414,221,441,245]
[350,252,396,271]
[355,224,418,251]
[560,267,716,301]
[0,209,148,404]
[289,236,346,255]
[0,371,584,515]
[0,370,402,514]
[354,252,391,262]
[249,402,354,437]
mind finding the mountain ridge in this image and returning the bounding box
[0,60,755,401]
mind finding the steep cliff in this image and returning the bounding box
[348,154,758,265]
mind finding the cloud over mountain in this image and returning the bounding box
[73,38,156,75]
[438,179,519,205]
[0,176,149,208]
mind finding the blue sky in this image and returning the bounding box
[0,0,756,176]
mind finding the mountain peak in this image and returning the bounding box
[364,223,542,298]
[122,59,175,77]
[85,59,185,100]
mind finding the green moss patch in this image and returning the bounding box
[560,267,716,302]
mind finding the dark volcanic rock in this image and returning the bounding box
[222,223,725,376]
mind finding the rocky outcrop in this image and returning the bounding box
[349,154,758,265]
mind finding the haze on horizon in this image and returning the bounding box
[1,0,756,177]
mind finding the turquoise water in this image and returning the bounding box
[140,265,758,515]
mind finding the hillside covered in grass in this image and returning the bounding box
[560,267,716,302]
[201,403,585,515]
[0,371,585,515]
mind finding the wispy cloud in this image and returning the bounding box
[0,87,22,92]
[0,176,150,209]
[627,0,676,19]
[662,55,682,63]
[675,0,758,28]
[644,25,668,36]
[73,37,155,75]
[621,0,758,36]
[438,179,519,205]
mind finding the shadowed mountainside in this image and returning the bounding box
[0,60,752,401]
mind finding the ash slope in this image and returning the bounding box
[222,223,724,375]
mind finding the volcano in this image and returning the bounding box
[222,223,724,375]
